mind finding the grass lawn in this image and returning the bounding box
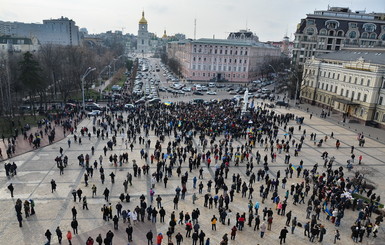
[104,69,127,92]
[0,115,46,138]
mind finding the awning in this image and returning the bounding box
[334,98,360,106]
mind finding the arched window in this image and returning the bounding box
[337,30,344,37]
[319,29,327,35]
[363,23,376,32]
[306,28,315,35]
[349,31,357,39]
[362,32,368,39]
[325,20,339,29]
[370,33,377,39]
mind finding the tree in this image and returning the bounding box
[19,51,46,113]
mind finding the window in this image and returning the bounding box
[345,90,349,97]
[349,76,352,83]
[306,19,315,25]
[363,94,367,102]
[367,79,371,86]
[343,75,346,82]
[382,34,385,41]
[325,20,339,29]
[307,28,315,35]
[361,78,364,85]
[354,77,357,84]
[337,74,340,80]
[375,112,379,121]
[363,23,376,32]
[379,96,383,105]
[370,33,376,39]
[357,92,361,101]
[362,32,369,39]
[349,31,357,39]
[360,109,364,117]
[351,91,355,100]
[340,88,344,96]
[349,23,357,28]
[320,29,327,35]
[334,86,338,93]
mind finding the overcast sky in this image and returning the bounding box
[1,0,384,41]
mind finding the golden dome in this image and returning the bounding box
[162,30,167,38]
[139,11,147,25]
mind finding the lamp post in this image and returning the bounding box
[81,67,96,112]
[98,66,110,99]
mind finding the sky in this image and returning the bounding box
[1,0,385,41]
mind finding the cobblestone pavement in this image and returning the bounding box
[1,103,385,245]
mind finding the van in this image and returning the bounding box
[195,85,202,91]
[208,83,215,88]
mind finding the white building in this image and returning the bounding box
[301,48,385,127]
[136,11,151,54]
[0,17,81,46]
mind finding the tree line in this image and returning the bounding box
[0,44,125,116]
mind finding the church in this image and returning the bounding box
[136,11,151,54]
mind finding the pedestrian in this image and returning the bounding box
[66,231,72,245]
[51,179,57,193]
[211,215,217,231]
[230,226,237,240]
[126,225,133,242]
[71,219,78,234]
[291,217,297,234]
[8,183,14,197]
[45,229,52,243]
[146,230,153,245]
[156,233,163,245]
[96,234,103,245]
[260,222,267,238]
[279,227,288,244]
[83,196,89,210]
[56,226,63,244]
[71,206,77,220]
[334,230,340,244]
[113,215,119,229]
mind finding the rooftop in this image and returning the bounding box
[316,48,385,65]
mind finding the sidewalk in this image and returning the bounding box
[0,123,66,162]
[296,102,385,144]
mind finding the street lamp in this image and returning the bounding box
[81,67,96,112]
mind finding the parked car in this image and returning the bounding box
[193,91,203,95]
[276,101,289,107]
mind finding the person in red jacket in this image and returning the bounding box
[157,233,164,245]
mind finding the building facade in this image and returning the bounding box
[267,36,294,58]
[300,48,385,127]
[167,38,280,83]
[293,7,385,68]
[136,11,151,54]
[0,17,81,46]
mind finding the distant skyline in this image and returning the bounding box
[1,0,384,41]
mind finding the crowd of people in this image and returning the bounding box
[6,98,384,245]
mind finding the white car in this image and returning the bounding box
[88,110,101,116]
[206,91,217,95]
